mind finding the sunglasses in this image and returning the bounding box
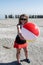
[20,18,27,20]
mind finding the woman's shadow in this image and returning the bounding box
[0,61,18,65]
[0,59,30,65]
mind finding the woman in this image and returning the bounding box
[14,14,30,65]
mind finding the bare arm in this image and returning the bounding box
[17,24,25,40]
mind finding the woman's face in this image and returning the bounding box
[20,16,27,25]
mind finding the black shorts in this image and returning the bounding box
[15,35,26,44]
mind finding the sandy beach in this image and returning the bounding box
[0,18,43,65]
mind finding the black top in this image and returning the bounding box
[15,24,26,44]
[15,35,26,44]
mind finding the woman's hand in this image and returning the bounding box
[19,33,25,40]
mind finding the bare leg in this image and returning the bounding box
[16,49,21,63]
[23,47,28,59]
[23,47,30,63]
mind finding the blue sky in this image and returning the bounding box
[0,0,43,15]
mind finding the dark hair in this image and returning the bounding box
[19,14,28,24]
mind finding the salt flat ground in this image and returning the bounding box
[0,18,43,65]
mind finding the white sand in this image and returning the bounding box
[0,18,43,65]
